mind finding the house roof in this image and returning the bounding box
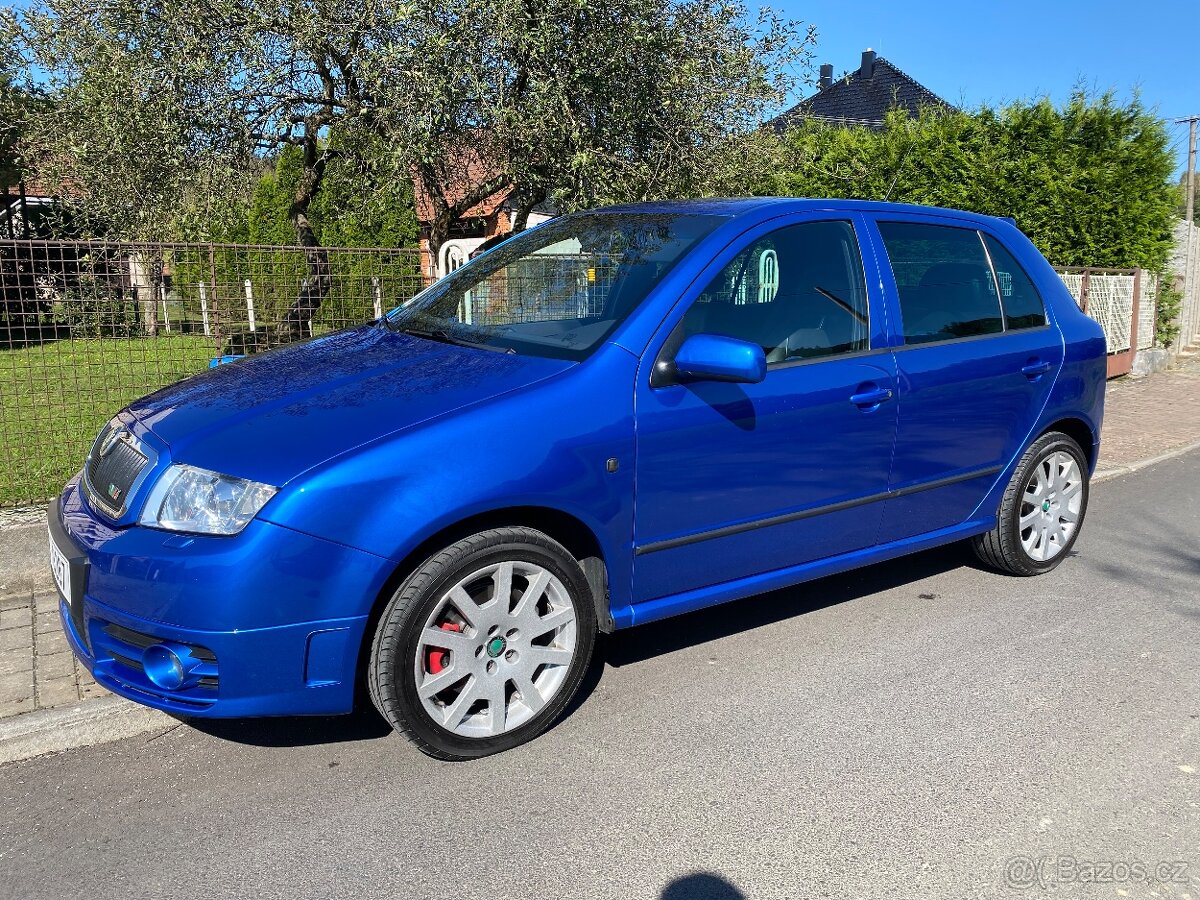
[411,139,512,224]
[771,51,954,131]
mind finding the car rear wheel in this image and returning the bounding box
[368,527,596,760]
[972,431,1090,576]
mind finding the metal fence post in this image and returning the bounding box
[159,282,171,333]
[198,282,211,336]
[372,276,383,320]
[1080,268,1091,314]
[1130,268,1141,353]
[244,279,256,333]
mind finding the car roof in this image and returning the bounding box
[593,197,1012,228]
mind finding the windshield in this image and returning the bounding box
[384,212,725,360]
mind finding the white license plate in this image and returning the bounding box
[48,528,72,606]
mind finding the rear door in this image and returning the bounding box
[864,215,1065,543]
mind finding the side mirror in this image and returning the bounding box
[673,333,766,385]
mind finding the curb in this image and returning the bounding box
[0,697,174,766]
[1092,439,1200,484]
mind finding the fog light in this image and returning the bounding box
[142,642,203,691]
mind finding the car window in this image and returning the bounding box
[983,234,1047,330]
[878,222,1004,345]
[679,220,869,364]
[386,213,725,361]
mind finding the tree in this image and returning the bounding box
[14,0,410,339]
[221,135,420,250]
[0,16,29,187]
[13,0,812,341]
[382,0,813,257]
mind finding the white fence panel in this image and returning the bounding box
[1056,270,1135,353]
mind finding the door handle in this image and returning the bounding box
[1021,360,1053,380]
[850,386,894,408]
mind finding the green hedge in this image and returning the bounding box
[755,92,1178,273]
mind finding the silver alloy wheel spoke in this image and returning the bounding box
[1019,450,1083,562]
[414,560,578,738]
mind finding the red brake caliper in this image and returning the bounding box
[428,622,461,674]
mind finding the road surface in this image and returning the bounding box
[2,452,1198,900]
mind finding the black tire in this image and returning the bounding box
[368,527,597,760]
[972,431,1090,576]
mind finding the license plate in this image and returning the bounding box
[48,528,72,606]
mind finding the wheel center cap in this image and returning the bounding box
[1042,500,1051,512]
[486,636,507,659]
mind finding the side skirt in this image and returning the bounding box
[611,516,996,629]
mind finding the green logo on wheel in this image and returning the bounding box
[1042,500,1051,512]
[486,636,507,658]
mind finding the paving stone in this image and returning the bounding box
[35,629,70,657]
[0,604,32,629]
[35,651,77,681]
[76,660,96,686]
[0,670,34,703]
[0,652,33,677]
[1099,355,1200,471]
[35,675,80,708]
[0,695,36,718]
[0,627,31,652]
[79,682,108,701]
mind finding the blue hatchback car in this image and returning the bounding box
[48,199,1105,758]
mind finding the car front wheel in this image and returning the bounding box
[368,527,597,759]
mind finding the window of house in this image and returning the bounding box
[679,221,869,364]
[983,234,1047,330]
[878,222,1004,345]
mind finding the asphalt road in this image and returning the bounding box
[2,452,1198,900]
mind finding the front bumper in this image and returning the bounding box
[51,477,393,717]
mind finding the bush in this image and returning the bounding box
[753,91,1179,273]
[57,275,142,338]
[1154,274,1183,348]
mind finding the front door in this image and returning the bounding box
[632,216,898,604]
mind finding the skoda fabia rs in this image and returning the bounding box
[49,199,1105,758]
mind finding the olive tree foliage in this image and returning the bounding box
[12,0,811,336]
[14,0,413,338]
[0,15,30,187]
[13,0,401,243]
[381,0,813,255]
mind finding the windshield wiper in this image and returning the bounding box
[394,324,515,354]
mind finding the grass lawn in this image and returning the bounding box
[0,336,218,507]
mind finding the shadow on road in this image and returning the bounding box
[185,542,978,750]
[661,872,746,899]
[605,542,975,668]
[185,704,392,748]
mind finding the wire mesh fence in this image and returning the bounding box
[0,239,424,509]
[0,237,1172,511]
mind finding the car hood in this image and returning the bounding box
[126,326,573,487]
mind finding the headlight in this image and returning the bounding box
[139,464,277,535]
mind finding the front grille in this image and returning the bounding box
[84,424,148,516]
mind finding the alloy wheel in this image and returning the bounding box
[1019,450,1083,562]
[413,561,578,738]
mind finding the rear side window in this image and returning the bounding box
[983,234,1047,330]
[878,222,1003,345]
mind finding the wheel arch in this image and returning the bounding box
[1038,416,1098,471]
[354,505,613,706]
